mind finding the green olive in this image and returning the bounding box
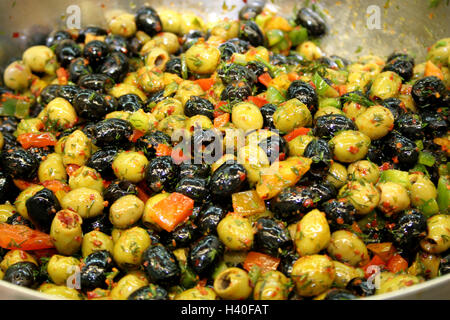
[38,153,67,182]
[273,98,312,134]
[3,61,32,91]
[347,160,380,183]
[61,187,105,219]
[338,180,380,215]
[38,283,83,300]
[185,42,221,75]
[217,214,254,251]
[68,166,104,193]
[253,271,291,300]
[112,151,149,183]
[213,267,252,300]
[295,209,330,256]
[113,226,151,269]
[47,255,80,286]
[231,101,264,131]
[326,162,348,189]
[81,230,114,258]
[369,71,402,100]
[327,230,370,267]
[355,105,394,140]
[109,271,149,300]
[420,214,450,254]
[377,182,411,216]
[23,45,55,73]
[329,130,371,163]
[109,195,145,229]
[50,209,83,256]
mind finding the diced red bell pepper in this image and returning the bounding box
[17,133,57,149]
[0,223,55,250]
[283,127,311,142]
[149,193,195,232]
[243,251,280,273]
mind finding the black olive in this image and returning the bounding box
[286,80,319,113]
[246,60,272,78]
[278,251,299,278]
[439,252,450,276]
[239,20,265,47]
[6,212,34,228]
[392,209,427,252]
[188,235,224,276]
[254,218,292,257]
[318,56,340,69]
[380,98,406,121]
[29,146,54,164]
[78,74,115,93]
[135,130,172,159]
[165,58,183,77]
[184,96,215,120]
[73,89,114,120]
[0,171,15,204]
[384,131,419,169]
[285,52,305,66]
[314,114,357,140]
[161,220,200,249]
[175,176,210,203]
[182,30,207,51]
[382,57,414,82]
[117,94,143,112]
[295,7,327,37]
[46,30,72,47]
[387,52,415,65]
[105,34,130,56]
[395,112,424,140]
[322,199,356,231]
[1,132,20,151]
[197,204,227,235]
[40,84,61,105]
[303,138,332,178]
[55,39,82,67]
[77,26,108,43]
[270,53,288,66]
[99,52,130,83]
[209,162,247,199]
[322,289,358,300]
[0,116,19,134]
[143,89,171,112]
[221,81,253,104]
[421,110,448,138]
[270,186,315,222]
[68,57,93,84]
[218,63,257,86]
[258,133,289,164]
[25,188,61,233]
[146,156,180,193]
[238,1,264,20]
[103,180,138,206]
[135,6,163,37]
[86,148,119,180]
[82,211,113,235]
[142,244,180,287]
[179,163,211,179]
[80,264,107,291]
[218,42,239,62]
[412,76,446,109]
[3,262,40,288]
[366,138,389,165]
[346,277,376,297]
[227,38,251,53]
[91,118,133,148]
[84,250,114,270]
[83,40,109,70]
[260,103,277,129]
[128,284,168,300]
[57,85,82,104]
[0,148,38,180]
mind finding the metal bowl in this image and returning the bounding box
[0,0,449,300]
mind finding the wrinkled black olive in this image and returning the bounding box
[278,251,299,278]
[254,218,292,257]
[239,20,265,47]
[318,56,340,69]
[143,89,171,112]
[1,132,20,151]
[0,116,19,134]
[77,26,107,43]
[179,163,211,179]
[295,7,327,37]
[84,250,114,269]
[440,252,450,276]
[286,80,318,113]
[218,63,257,86]
[135,6,163,37]
[25,188,61,233]
[0,148,38,180]
[322,289,357,300]
[286,52,305,66]
[6,212,34,228]
[392,209,427,252]
[227,38,251,53]
[161,220,200,249]
[80,264,107,292]
[73,89,114,120]
[258,133,289,164]
[57,85,82,104]
[387,52,415,65]
[367,138,389,165]
[421,110,448,138]
[55,39,82,67]
[246,60,272,78]
[86,148,119,180]
[412,76,446,109]
[270,53,288,66]
[303,138,332,178]
[68,57,93,84]
[3,262,40,288]
[40,84,61,105]
[0,171,15,204]
[188,235,224,276]
[78,73,114,93]
[239,1,264,20]
[396,113,424,140]
[135,130,172,159]
[380,98,406,121]
[103,180,138,206]
[46,30,72,47]
[182,30,206,51]
[210,162,247,199]
[221,81,253,104]
[165,58,183,77]
[146,156,180,193]
[218,41,239,62]
[383,57,414,82]
[82,211,113,235]
[83,40,109,70]
[91,118,133,148]
[117,94,143,112]
[260,103,277,129]
[142,244,180,287]
[128,284,168,300]
[314,114,356,140]
[184,96,215,120]
[270,186,315,222]
[346,277,376,297]
[99,52,130,83]
[322,199,356,231]
[384,131,419,169]
[197,204,227,235]
[105,34,130,55]
[28,146,54,163]
[175,176,210,203]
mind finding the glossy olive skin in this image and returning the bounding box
[314,114,357,140]
[286,80,319,113]
[3,262,40,289]
[69,58,93,84]
[254,218,292,257]
[0,116,19,134]
[99,52,130,83]
[86,148,119,180]
[387,52,415,65]
[396,113,424,141]
[346,277,376,297]
[238,20,265,47]
[380,98,406,122]
[219,42,239,62]
[26,188,61,233]
[382,57,414,82]
[117,94,143,112]
[366,138,388,165]
[77,26,108,43]
[46,30,72,47]
[90,118,133,148]
[295,7,327,37]
[303,138,332,178]
[146,156,180,193]
[218,63,257,86]
[440,252,450,276]
[142,244,180,287]
[135,6,163,37]
[209,162,247,199]
[84,250,114,269]
[6,212,34,228]
[161,220,200,249]
[188,235,224,276]
[184,96,215,120]
[322,199,356,231]
[78,74,115,93]
[1,132,20,151]
[258,134,289,163]
[57,85,83,104]
[165,58,183,77]
[144,90,170,112]
[197,205,226,235]
[128,284,168,300]
[323,289,358,300]
[270,186,315,222]
[227,38,251,54]
[179,163,211,179]
[182,30,206,51]
[82,211,113,235]
[80,264,108,292]
[421,110,448,138]
[175,176,210,203]
[278,251,299,278]
[55,39,82,67]
[260,103,277,129]
[286,53,305,66]
[103,180,137,206]
[384,131,419,169]
[220,81,253,104]
[135,130,172,159]
[0,171,15,204]
[239,1,264,20]
[392,209,427,252]
[40,84,61,105]
[0,148,38,180]
[412,76,446,109]
[83,40,109,70]
[270,53,288,66]
[105,34,130,56]
[73,89,113,120]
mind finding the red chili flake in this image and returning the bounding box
[12,32,20,38]
[348,146,359,154]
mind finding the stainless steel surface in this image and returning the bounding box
[0,0,449,300]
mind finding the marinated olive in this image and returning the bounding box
[3,262,40,289]
[260,103,277,129]
[209,162,247,199]
[25,188,61,233]
[135,6,163,37]
[90,118,133,148]
[69,58,93,84]
[188,235,224,276]
[135,130,172,159]
[197,204,227,235]
[99,52,130,83]
[238,20,265,47]
[175,176,210,204]
[128,284,168,300]
[0,148,38,180]
[145,156,180,193]
[239,1,264,20]
[105,34,130,55]
[314,114,357,140]
[380,98,406,121]
[103,180,138,205]
[86,147,119,180]
[78,74,115,93]
[184,96,215,120]
[392,209,427,253]
[46,30,72,47]
[411,76,446,109]
[421,110,448,138]
[220,81,253,104]
[286,80,319,113]
[142,244,180,287]
[295,7,327,37]
[218,63,257,86]
[303,138,333,178]
[83,40,109,70]
[382,56,414,82]
[396,112,424,140]
[73,89,114,120]
[55,39,82,67]
[346,277,376,297]
[254,218,292,257]
[383,131,419,169]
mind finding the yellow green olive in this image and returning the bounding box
[213,267,252,300]
[217,214,254,251]
[50,209,83,256]
[327,230,370,267]
[81,230,114,258]
[355,105,394,140]
[109,195,145,229]
[329,130,371,163]
[273,98,312,134]
[60,187,105,219]
[112,151,149,183]
[295,209,331,256]
[47,255,80,286]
